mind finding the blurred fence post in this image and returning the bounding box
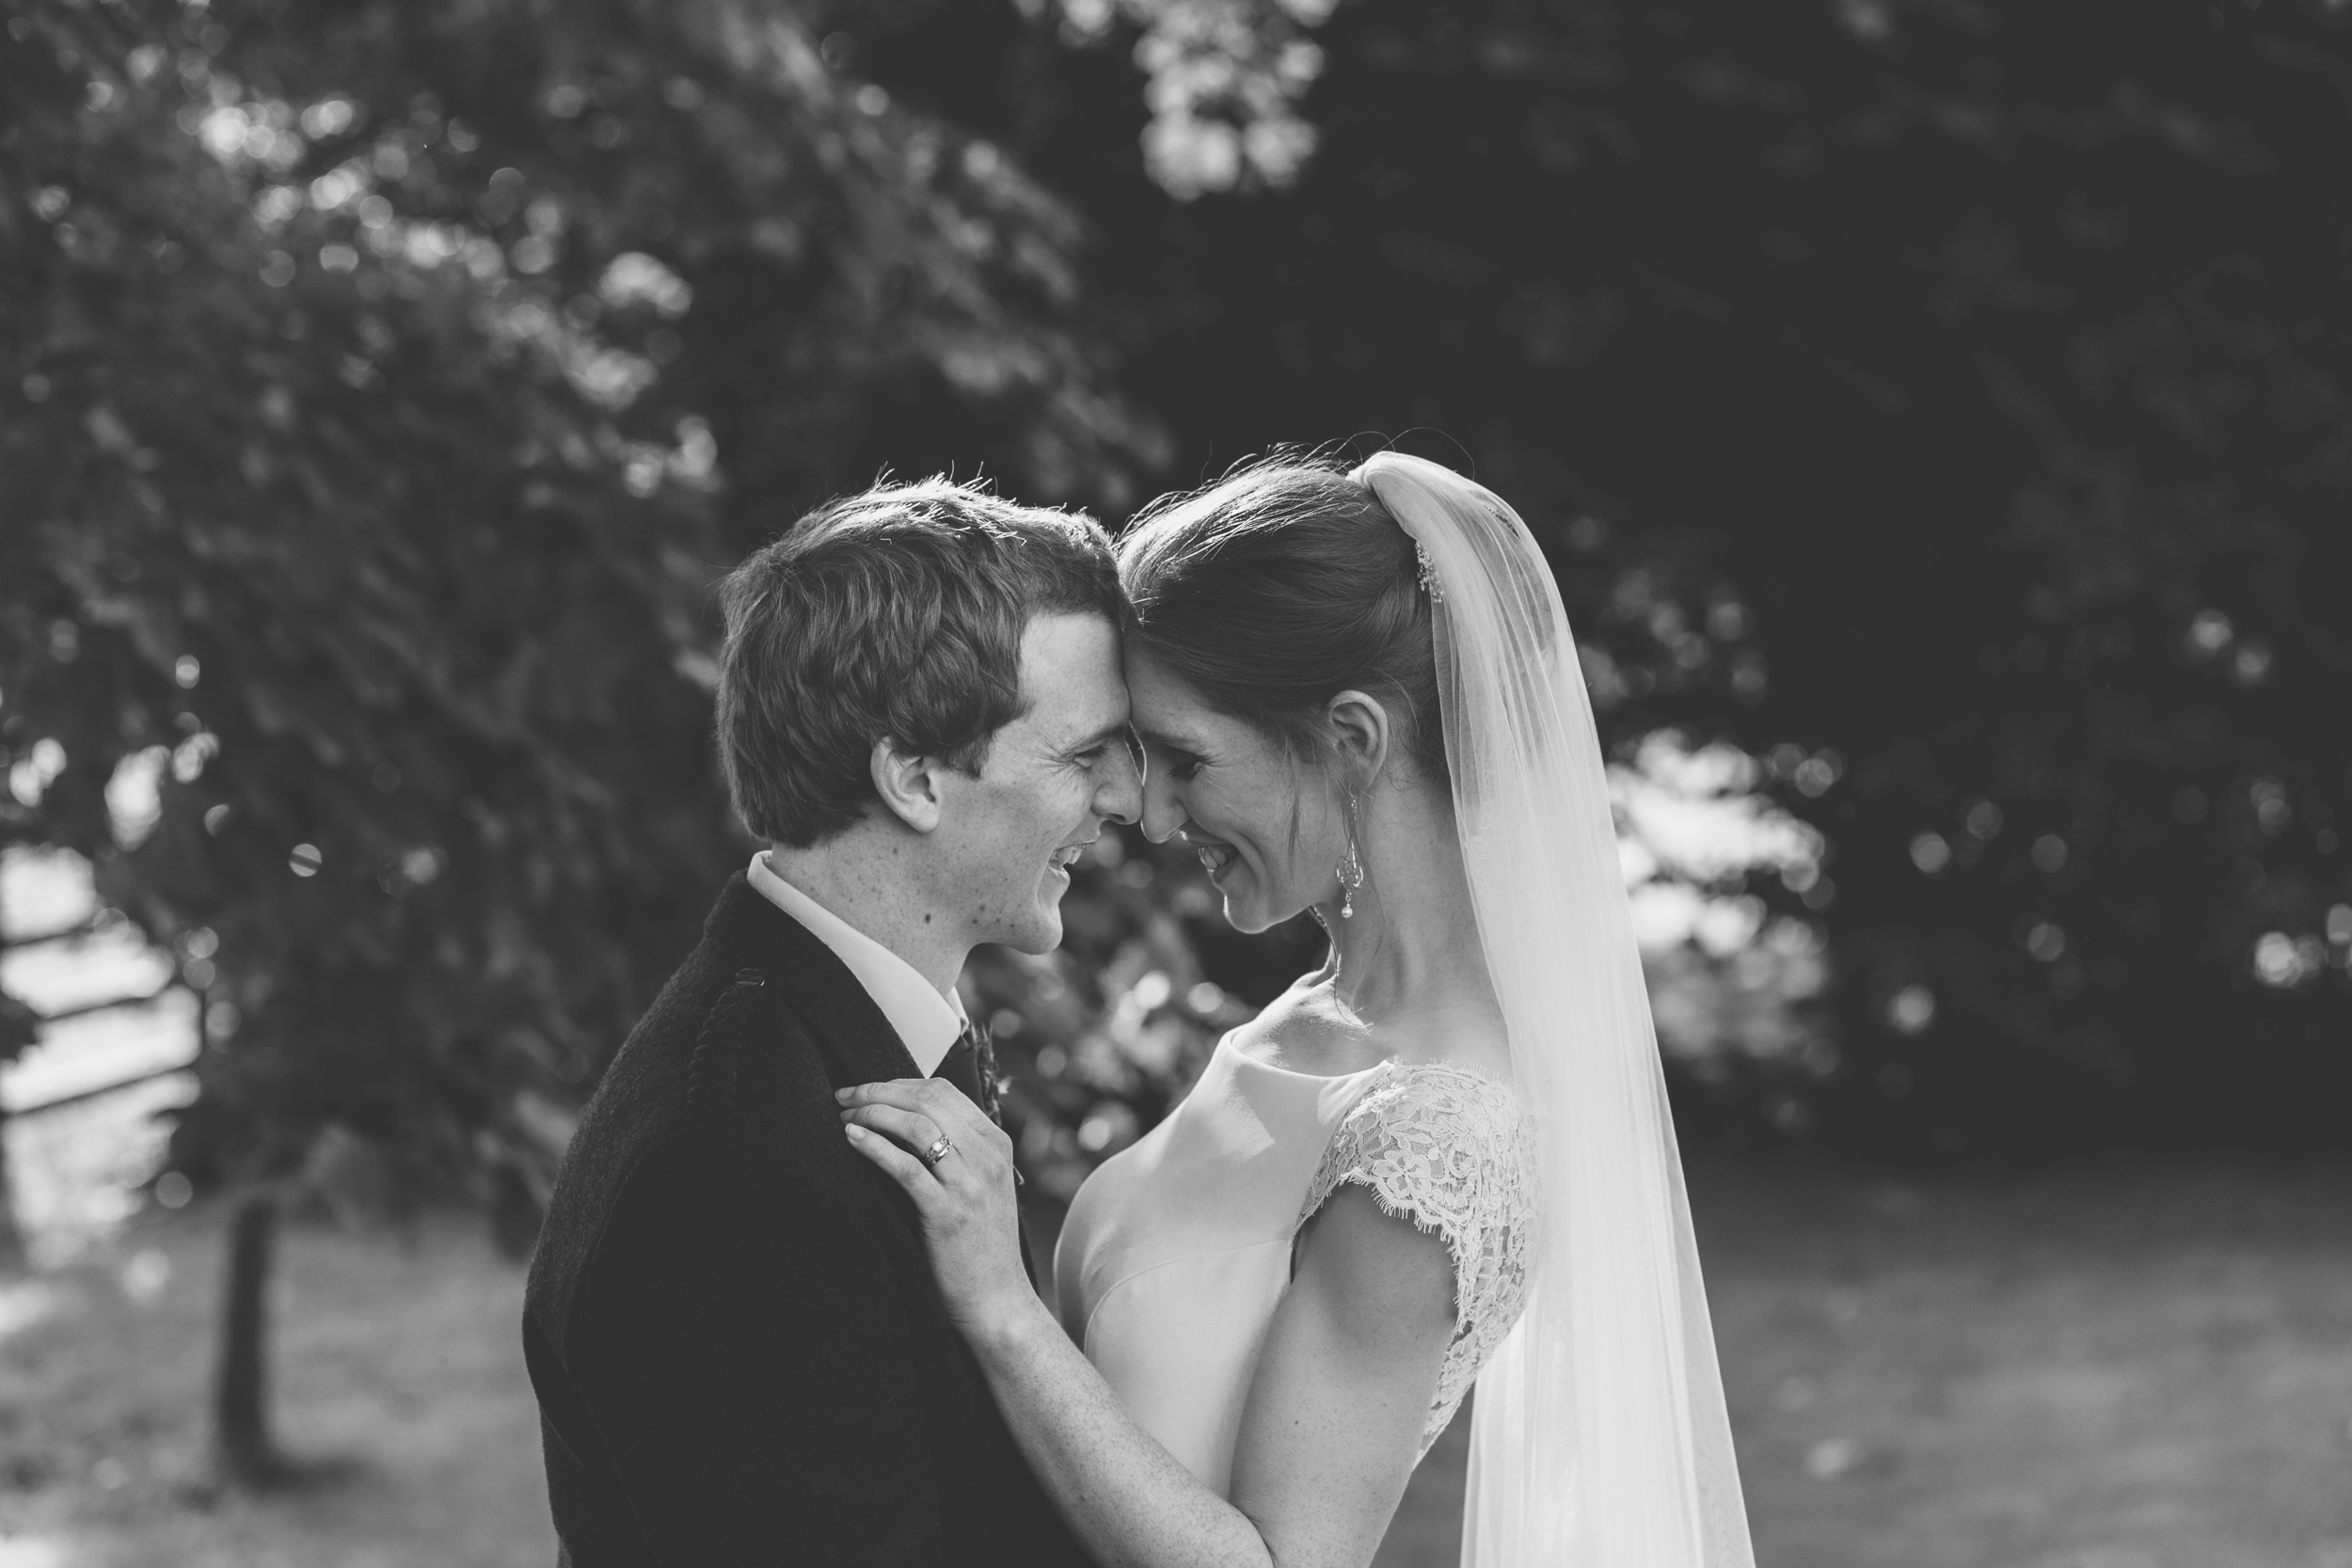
[214,1188,281,1485]
[0,1105,22,1272]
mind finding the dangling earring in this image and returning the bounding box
[1337,791,1365,919]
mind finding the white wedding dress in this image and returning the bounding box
[1053,1031,1541,1496]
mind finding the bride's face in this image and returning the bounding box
[1124,649,1348,934]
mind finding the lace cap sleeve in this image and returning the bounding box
[1296,1063,1542,1453]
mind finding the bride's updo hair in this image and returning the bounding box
[1118,453,1448,784]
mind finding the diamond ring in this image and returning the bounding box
[921,1134,955,1169]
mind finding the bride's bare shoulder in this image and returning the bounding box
[1379,982,1515,1085]
[1408,1016,1516,1085]
[1228,974,1387,1076]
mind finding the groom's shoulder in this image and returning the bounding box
[528,878,840,1315]
[564,876,834,1168]
[539,882,843,1223]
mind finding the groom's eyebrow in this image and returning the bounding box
[1061,717,1130,756]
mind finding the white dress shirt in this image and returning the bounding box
[745,851,966,1076]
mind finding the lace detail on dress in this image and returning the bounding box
[1295,1063,1542,1457]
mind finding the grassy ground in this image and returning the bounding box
[2,1170,2348,1567]
[1698,1169,2352,1568]
[0,1208,548,1568]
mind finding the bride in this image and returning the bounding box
[838,452,1754,1566]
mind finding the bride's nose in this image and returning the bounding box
[1137,771,1185,844]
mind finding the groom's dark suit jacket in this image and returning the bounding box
[523,874,1091,1567]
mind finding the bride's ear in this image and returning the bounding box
[1324,689,1391,787]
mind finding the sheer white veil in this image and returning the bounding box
[1350,452,1755,1568]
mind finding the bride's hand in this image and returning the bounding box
[836,1079,1038,1345]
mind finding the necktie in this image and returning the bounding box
[935,1019,1033,1270]
[930,1020,1001,1126]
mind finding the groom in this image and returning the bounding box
[523,478,1138,1565]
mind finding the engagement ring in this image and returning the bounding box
[922,1134,954,1168]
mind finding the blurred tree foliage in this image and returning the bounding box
[0,0,1154,1213]
[4,1,723,1205]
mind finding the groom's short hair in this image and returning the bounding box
[716,478,1120,847]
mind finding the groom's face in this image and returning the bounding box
[930,611,1140,954]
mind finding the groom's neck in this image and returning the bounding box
[762,830,968,999]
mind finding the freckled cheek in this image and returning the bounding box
[1254,830,1325,909]
[1190,784,1267,879]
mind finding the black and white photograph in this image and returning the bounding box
[2,0,2346,1563]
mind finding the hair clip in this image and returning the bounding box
[1415,543,1445,603]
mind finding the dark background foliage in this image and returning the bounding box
[5,0,2347,1247]
[853,0,2352,1162]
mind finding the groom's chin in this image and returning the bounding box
[997,904,1064,957]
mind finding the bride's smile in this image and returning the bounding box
[1179,829,1238,879]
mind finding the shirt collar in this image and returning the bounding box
[746,851,967,1076]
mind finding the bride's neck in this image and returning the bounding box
[1319,776,1493,1034]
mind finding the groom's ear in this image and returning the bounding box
[1325,689,1392,785]
[869,737,946,833]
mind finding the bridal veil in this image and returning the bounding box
[1352,453,1755,1567]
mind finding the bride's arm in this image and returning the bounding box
[1226,1182,1458,1564]
[840,1080,1454,1568]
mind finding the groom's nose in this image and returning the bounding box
[1092,731,1143,826]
